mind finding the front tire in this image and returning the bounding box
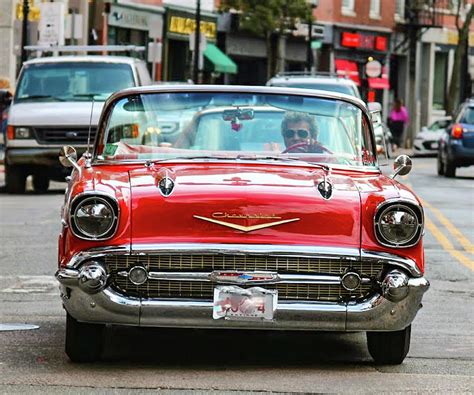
[367,325,411,365]
[65,313,105,362]
[444,159,456,178]
[32,174,50,193]
[437,152,444,175]
[5,165,27,194]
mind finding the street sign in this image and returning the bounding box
[311,40,322,49]
[38,2,65,46]
[149,15,163,39]
[365,60,382,78]
[147,42,162,63]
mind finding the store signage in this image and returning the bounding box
[108,5,158,31]
[169,16,216,39]
[341,31,388,52]
[365,60,382,77]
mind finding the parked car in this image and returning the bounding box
[414,116,451,156]
[5,53,151,193]
[437,99,474,177]
[56,85,429,364]
[267,72,362,99]
[368,101,393,158]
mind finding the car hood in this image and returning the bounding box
[128,164,362,248]
[8,101,104,126]
[415,129,444,139]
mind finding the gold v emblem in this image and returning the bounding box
[194,215,300,232]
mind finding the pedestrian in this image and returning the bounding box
[388,98,409,149]
[0,77,12,149]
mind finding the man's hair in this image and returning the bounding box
[281,112,318,138]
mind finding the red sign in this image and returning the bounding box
[375,36,387,51]
[341,32,360,48]
[341,32,388,52]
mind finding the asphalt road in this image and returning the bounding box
[0,157,473,394]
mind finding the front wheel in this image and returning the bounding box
[437,152,444,175]
[444,159,456,178]
[5,165,27,194]
[32,174,50,194]
[367,325,411,365]
[65,313,105,362]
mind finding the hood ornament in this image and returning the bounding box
[157,170,175,197]
[316,172,333,200]
[194,215,299,232]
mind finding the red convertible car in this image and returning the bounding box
[56,85,429,364]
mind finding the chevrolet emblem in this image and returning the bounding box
[193,215,300,232]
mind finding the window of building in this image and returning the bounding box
[395,0,405,21]
[370,0,381,18]
[433,52,448,110]
[342,0,356,16]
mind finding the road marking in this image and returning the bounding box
[405,182,474,271]
[424,217,474,271]
[421,199,474,255]
[0,275,57,294]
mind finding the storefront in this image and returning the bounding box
[107,3,164,75]
[164,7,234,82]
[332,27,391,104]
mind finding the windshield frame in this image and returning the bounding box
[93,85,379,171]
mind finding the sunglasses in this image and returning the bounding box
[283,129,310,139]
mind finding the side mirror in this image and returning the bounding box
[391,154,412,179]
[0,90,12,106]
[59,145,81,174]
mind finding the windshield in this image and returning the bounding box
[98,92,376,168]
[15,62,135,103]
[271,82,360,98]
[460,107,474,125]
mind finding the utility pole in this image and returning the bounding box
[193,0,201,84]
[306,1,318,73]
[21,0,30,65]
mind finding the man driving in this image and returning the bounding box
[281,111,324,153]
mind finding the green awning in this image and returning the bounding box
[203,43,237,74]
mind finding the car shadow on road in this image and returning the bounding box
[100,326,371,366]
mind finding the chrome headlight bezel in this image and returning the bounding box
[69,194,119,240]
[374,200,424,248]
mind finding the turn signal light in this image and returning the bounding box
[7,125,14,140]
[452,124,463,139]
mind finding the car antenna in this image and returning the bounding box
[85,98,95,168]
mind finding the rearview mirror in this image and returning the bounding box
[391,154,412,179]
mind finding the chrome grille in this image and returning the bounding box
[105,254,382,276]
[106,254,381,302]
[34,126,96,144]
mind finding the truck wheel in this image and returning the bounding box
[444,160,456,178]
[32,174,50,193]
[367,325,411,365]
[437,152,444,175]
[65,313,104,362]
[5,165,27,194]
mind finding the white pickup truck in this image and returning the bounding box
[5,54,151,193]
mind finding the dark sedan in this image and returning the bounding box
[438,99,474,177]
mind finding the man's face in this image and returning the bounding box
[282,120,312,148]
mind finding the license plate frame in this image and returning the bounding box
[212,286,277,321]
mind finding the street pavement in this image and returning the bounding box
[0,156,473,393]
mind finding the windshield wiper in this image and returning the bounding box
[18,95,66,101]
[234,154,331,171]
[145,156,233,166]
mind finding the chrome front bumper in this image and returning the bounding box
[56,245,429,332]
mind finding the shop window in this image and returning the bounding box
[433,52,448,110]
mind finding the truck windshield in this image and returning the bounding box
[15,62,135,103]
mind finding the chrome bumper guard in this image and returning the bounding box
[56,245,429,332]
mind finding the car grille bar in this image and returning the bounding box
[105,253,383,302]
[34,126,97,144]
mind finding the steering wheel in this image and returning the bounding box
[282,141,332,154]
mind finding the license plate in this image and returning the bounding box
[431,142,438,149]
[213,286,277,320]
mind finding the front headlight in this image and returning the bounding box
[14,127,33,139]
[374,203,423,248]
[70,195,118,240]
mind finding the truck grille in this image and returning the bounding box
[105,254,381,302]
[34,126,96,145]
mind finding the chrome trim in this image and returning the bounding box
[117,270,348,286]
[68,192,120,241]
[360,250,422,277]
[341,272,361,291]
[58,272,429,331]
[373,198,424,249]
[63,244,423,279]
